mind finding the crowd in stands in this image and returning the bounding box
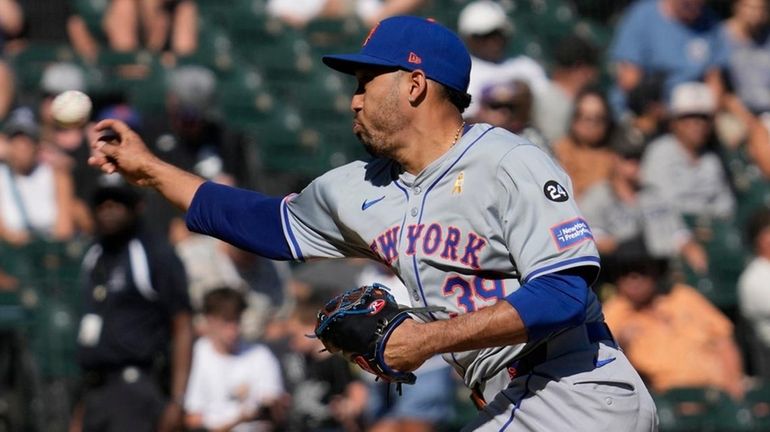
[0,0,769,431]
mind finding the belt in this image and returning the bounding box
[470,321,616,410]
[82,366,149,388]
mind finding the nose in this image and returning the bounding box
[351,93,363,114]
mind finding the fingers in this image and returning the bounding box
[87,154,118,174]
[94,119,133,137]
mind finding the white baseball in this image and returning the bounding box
[51,90,92,125]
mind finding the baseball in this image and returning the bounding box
[51,90,92,126]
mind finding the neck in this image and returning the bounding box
[397,116,466,175]
[727,18,760,41]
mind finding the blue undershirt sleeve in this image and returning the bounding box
[185,181,292,260]
[504,270,590,342]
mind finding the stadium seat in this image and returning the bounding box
[745,382,770,431]
[302,17,366,54]
[680,215,748,310]
[9,44,79,95]
[177,18,236,75]
[655,388,712,432]
[72,0,109,43]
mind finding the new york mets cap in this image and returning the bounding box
[322,16,472,93]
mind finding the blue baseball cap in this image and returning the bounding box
[322,16,472,93]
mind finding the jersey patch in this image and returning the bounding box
[543,180,569,202]
[550,218,593,251]
[452,171,465,195]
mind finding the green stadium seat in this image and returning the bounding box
[218,64,278,129]
[680,215,748,310]
[9,44,79,94]
[303,17,366,54]
[745,382,770,431]
[72,0,109,43]
[176,18,236,75]
[655,388,711,432]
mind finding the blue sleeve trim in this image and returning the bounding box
[280,194,304,261]
[505,272,589,342]
[523,256,600,284]
[185,181,293,260]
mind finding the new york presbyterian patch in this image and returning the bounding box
[550,218,593,251]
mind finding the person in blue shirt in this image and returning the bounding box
[610,0,727,116]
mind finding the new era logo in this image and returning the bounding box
[408,52,422,64]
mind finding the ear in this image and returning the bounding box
[406,70,429,105]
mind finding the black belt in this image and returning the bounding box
[470,321,616,410]
[81,365,152,389]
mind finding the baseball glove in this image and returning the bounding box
[314,283,445,385]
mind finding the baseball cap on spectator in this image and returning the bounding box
[96,104,143,132]
[480,80,531,115]
[669,82,716,117]
[323,16,472,93]
[167,66,217,117]
[457,0,512,36]
[91,175,143,209]
[611,128,646,160]
[3,107,40,140]
[40,62,86,95]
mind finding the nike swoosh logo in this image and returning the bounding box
[362,196,386,211]
[595,357,616,368]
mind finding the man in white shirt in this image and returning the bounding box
[185,288,285,432]
[457,0,548,119]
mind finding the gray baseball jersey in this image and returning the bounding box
[280,123,602,389]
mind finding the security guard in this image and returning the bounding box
[73,181,193,432]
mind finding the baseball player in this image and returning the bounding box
[89,16,658,431]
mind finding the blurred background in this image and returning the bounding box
[0,0,769,431]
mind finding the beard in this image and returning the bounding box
[354,81,408,159]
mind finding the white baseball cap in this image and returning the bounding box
[458,0,513,36]
[669,82,716,117]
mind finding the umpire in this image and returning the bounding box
[72,182,193,432]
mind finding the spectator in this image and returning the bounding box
[0,0,22,119]
[184,287,285,432]
[102,0,198,57]
[36,63,100,198]
[458,0,549,119]
[72,181,193,432]
[618,73,668,147]
[738,207,770,380]
[603,251,745,399]
[141,65,246,235]
[552,88,616,199]
[472,80,549,153]
[0,0,23,44]
[268,287,368,432]
[0,107,75,244]
[9,0,99,63]
[720,0,770,115]
[610,0,726,116]
[358,263,455,432]
[641,82,736,219]
[532,34,600,144]
[579,134,708,274]
[355,0,427,27]
[267,0,426,28]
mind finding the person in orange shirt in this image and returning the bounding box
[552,88,616,199]
[602,253,746,400]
